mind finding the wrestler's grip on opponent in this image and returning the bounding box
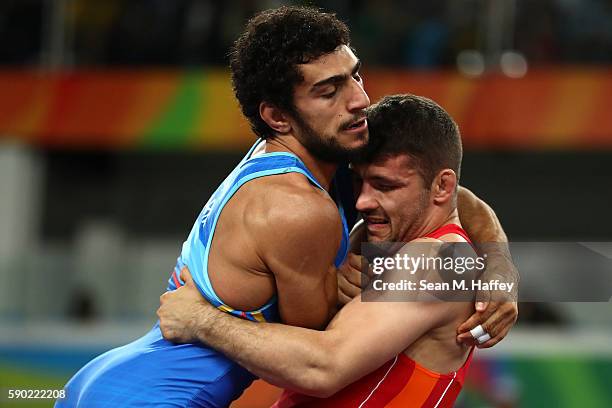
[335,250,518,349]
[158,267,206,344]
[455,186,519,349]
[158,257,368,344]
[455,250,519,349]
[337,252,369,307]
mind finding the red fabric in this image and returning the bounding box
[273,351,474,408]
[172,270,182,288]
[272,223,475,407]
[424,223,471,243]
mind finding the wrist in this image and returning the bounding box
[191,301,214,342]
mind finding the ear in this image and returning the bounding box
[432,169,457,205]
[259,102,291,135]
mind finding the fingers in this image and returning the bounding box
[456,319,480,346]
[475,301,488,312]
[347,252,362,270]
[475,288,491,312]
[337,290,353,307]
[457,302,497,335]
[345,255,365,283]
[157,289,190,342]
[159,291,171,304]
[180,266,194,285]
[476,303,518,348]
[477,315,514,348]
[348,252,375,280]
[457,302,518,348]
[338,273,361,299]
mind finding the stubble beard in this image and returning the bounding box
[399,189,432,242]
[294,113,369,164]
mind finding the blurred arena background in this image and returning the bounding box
[0,0,611,407]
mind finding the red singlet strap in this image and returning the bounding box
[424,224,471,243]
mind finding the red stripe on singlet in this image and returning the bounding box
[272,224,476,408]
[172,270,182,288]
[419,376,455,408]
[359,355,416,407]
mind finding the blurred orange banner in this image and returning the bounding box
[0,68,611,150]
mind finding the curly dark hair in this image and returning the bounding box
[362,94,463,187]
[230,6,350,139]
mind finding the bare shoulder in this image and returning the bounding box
[391,234,471,298]
[243,173,343,246]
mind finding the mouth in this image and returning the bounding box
[344,117,367,133]
[365,216,389,230]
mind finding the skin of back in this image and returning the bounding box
[400,233,475,374]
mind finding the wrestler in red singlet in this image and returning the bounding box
[274,224,475,408]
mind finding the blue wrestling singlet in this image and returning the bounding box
[57,140,350,408]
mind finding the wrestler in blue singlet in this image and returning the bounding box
[57,140,350,408]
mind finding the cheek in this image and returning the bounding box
[387,192,417,222]
[307,108,336,130]
[379,196,398,219]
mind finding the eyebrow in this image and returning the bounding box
[368,175,405,185]
[311,59,362,90]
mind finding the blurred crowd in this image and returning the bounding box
[1,0,611,68]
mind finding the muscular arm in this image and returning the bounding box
[457,186,517,288]
[457,186,507,243]
[456,186,519,347]
[255,187,342,329]
[160,267,450,398]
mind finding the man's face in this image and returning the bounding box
[354,154,431,242]
[290,45,370,162]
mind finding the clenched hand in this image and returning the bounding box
[337,252,369,307]
[157,267,213,344]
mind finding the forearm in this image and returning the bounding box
[457,186,507,243]
[457,186,519,297]
[195,307,336,396]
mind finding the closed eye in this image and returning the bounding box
[322,89,337,99]
[375,184,397,192]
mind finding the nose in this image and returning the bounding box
[347,77,370,112]
[355,183,377,213]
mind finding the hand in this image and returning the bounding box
[456,243,519,348]
[456,300,518,348]
[157,267,213,343]
[337,253,369,306]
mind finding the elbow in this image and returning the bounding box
[316,378,345,398]
[292,351,346,398]
[277,333,348,398]
[297,369,344,398]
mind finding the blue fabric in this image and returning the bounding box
[57,323,255,408]
[57,140,350,407]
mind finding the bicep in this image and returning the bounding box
[264,204,343,329]
[324,297,450,388]
[274,255,338,329]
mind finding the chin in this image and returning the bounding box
[367,234,386,243]
[351,130,369,146]
[342,136,369,158]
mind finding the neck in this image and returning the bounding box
[264,136,338,191]
[406,207,460,241]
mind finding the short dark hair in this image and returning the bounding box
[230,6,350,138]
[362,94,462,187]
